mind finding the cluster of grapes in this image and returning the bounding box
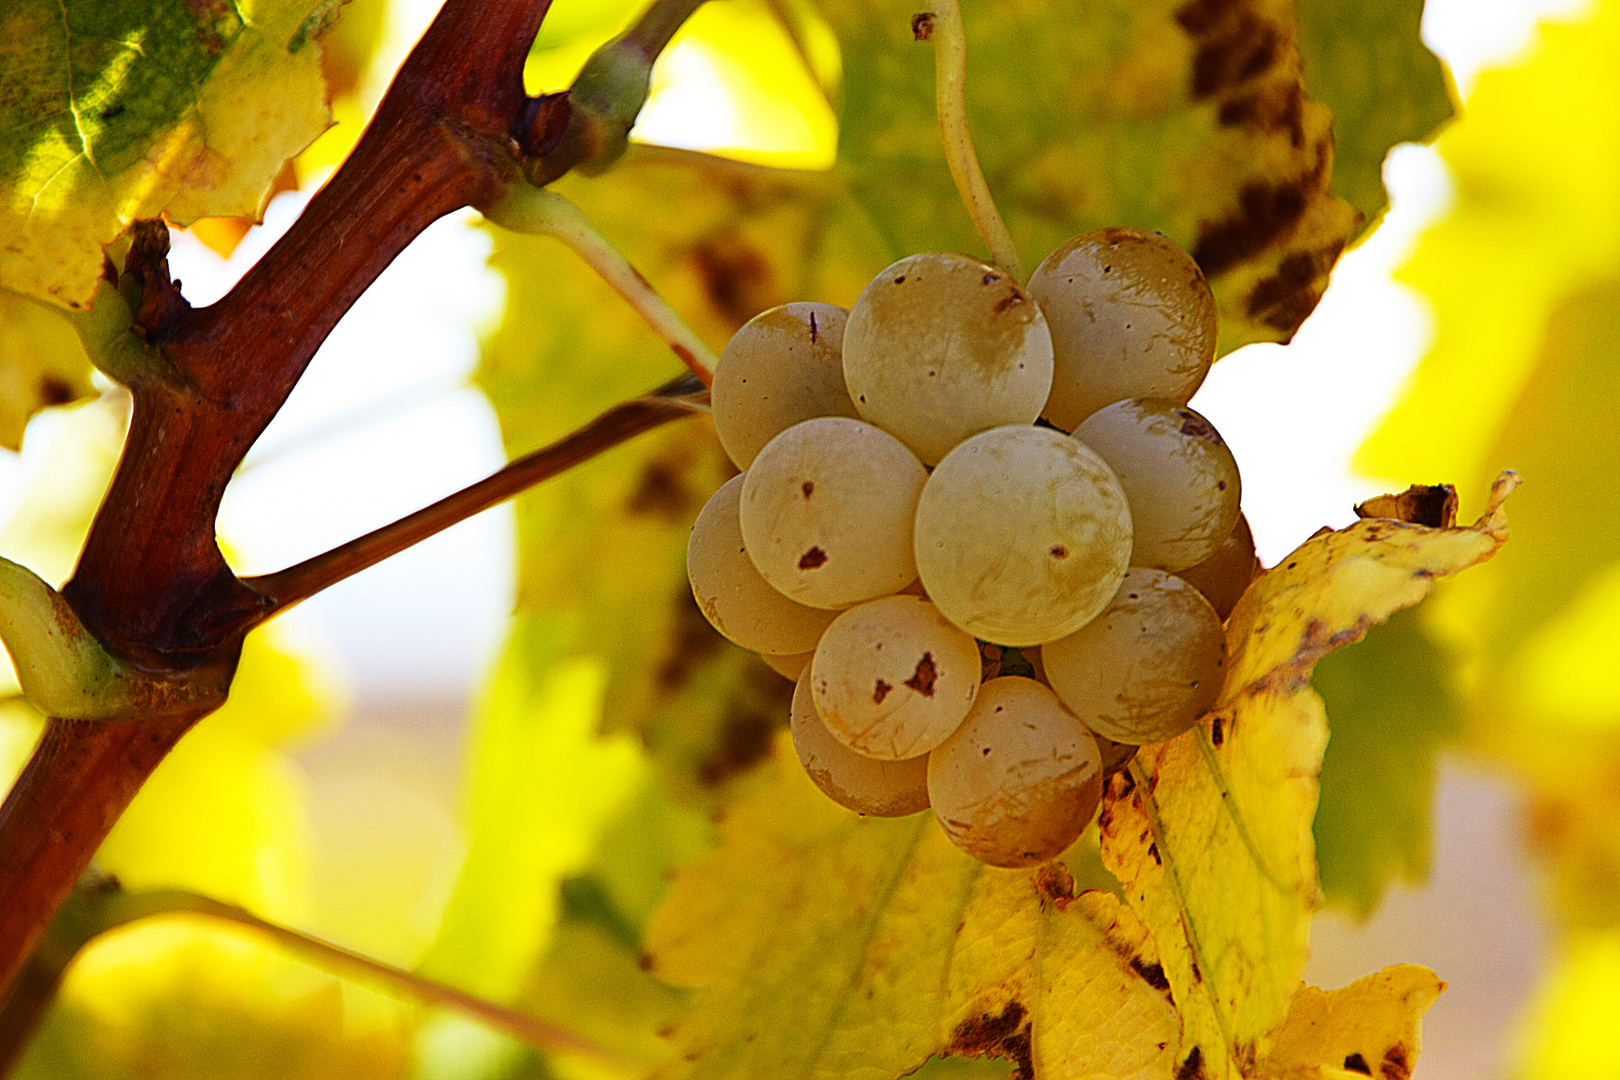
[687,228,1259,868]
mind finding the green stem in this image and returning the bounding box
[482,184,719,383]
[0,559,135,721]
[924,0,1026,280]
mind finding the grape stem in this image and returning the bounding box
[482,184,719,385]
[239,375,707,619]
[923,0,1027,280]
[0,873,623,1074]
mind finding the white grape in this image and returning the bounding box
[1042,568,1226,745]
[791,669,930,816]
[760,649,814,682]
[711,303,859,470]
[913,425,1133,646]
[740,417,927,609]
[1174,512,1259,620]
[687,475,838,654]
[927,677,1104,868]
[810,595,982,760]
[1027,227,1217,431]
[843,252,1054,465]
[1074,399,1241,573]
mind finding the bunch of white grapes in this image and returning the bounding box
[687,227,1260,868]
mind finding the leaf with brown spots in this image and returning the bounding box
[1100,475,1513,1078]
[642,735,1180,1079]
[1256,965,1443,1080]
[815,0,1409,348]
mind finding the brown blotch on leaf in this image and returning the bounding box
[904,653,938,696]
[798,546,828,570]
[1381,1044,1411,1080]
[801,480,815,498]
[625,456,694,522]
[947,1002,1033,1080]
[1247,244,1343,335]
[38,376,76,406]
[695,693,786,787]
[1148,842,1161,866]
[656,589,727,692]
[1035,862,1076,909]
[1176,1046,1207,1080]
[1219,83,1305,148]
[691,234,774,326]
[1193,176,1316,277]
[1211,714,1225,747]
[1173,0,1240,36]
[1130,957,1171,993]
[1344,1053,1373,1076]
[1175,0,1279,99]
[873,678,893,704]
[1356,484,1459,529]
[911,12,935,40]
[1050,545,1069,558]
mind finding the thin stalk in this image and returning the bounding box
[924,0,1025,280]
[483,184,719,384]
[620,0,710,59]
[0,879,621,1073]
[243,377,706,615]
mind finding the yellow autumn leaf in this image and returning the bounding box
[1258,965,1443,1080]
[1100,475,1515,1079]
[643,738,1181,1080]
[0,0,331,310]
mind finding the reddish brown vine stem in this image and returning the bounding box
[0,0,555,1013]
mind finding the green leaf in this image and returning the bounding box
[1312,605,1463,917]
[818,0,1361,349]
[1295,0,1454,225]
[0,0,331,309]
[418,625,645,1003]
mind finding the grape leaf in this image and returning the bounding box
[643,746,1182,1080]
[1098,474,1513,1078]
[476,149,885,802]
[1311,606,1462,916]
[818,0,1360,350]
[1294,0,1453,225]
[0,0,332,309]
[0,290,95,451]
[1260,965,1444,1080]
[417,630,645,1003]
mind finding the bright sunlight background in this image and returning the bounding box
[0,0,1594,1075]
